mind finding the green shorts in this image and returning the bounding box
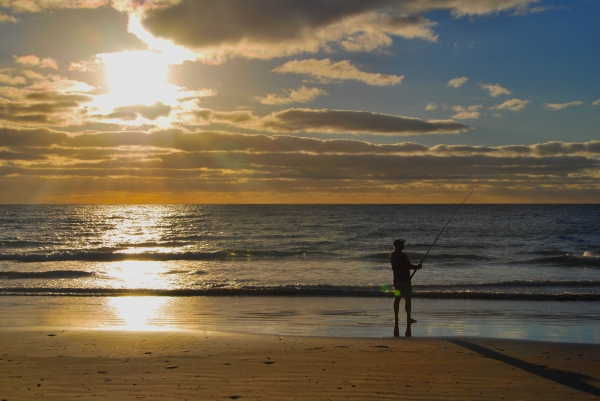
[393,281,412,298]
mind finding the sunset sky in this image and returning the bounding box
[0,0,598,203]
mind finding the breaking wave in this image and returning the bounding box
[0,249,317,262]
[0,270,95,279]
[0,282,598,300]
[515,253,600,267]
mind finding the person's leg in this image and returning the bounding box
[405,296,412,337]
[393,296,401,337]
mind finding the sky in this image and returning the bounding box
[0,0,598,204]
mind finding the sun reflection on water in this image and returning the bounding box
[107,260,168,288]
[99,205,173,248]
[106,296,168,330]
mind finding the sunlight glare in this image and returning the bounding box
[89,15,215,124]
[107,296,167,330]
[100,50,172,106]
[93,48,214,125]
[107,261,167,288]
[127,14,194,64]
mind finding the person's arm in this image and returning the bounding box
[410,262,422,270]
[399,253,421,270]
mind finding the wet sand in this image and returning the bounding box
[1,329,599,400]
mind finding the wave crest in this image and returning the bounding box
[0,270,95,279]
[0,249,316,262]
[1,283,598,301]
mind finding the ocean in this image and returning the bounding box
[1,204,599,342]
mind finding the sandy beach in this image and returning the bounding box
[1,329,599,400]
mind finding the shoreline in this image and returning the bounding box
[1,295,599,344]
[1,328,599,400]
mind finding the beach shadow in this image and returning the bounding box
[446,338,600,397]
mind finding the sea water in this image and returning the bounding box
[0,204,599,342]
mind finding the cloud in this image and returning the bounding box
[16,145,593,185]
[68,60,100,72]
[255,108,469,135]
[453,41,475,49]
[451,105,482,119]
[188,108,470,136]
[490,98,530,112]
[97,103,173,121]
[140,1,376,47]
[1,0,541,17]
[337,31,394,53]
[425,103,437,110]
[26,77,96,93]
[4,127,598,158]
[480,83,512,97]
[129,0,539,63]
[2,127,598,203]
[519,140,600,156]
[7,148,597,197]
[452,112,480,120]
[543,101,584,110]
[338,13,439,50]
[0,0,541,65]
[0,150,46,160]
[511,4,565,16]
[593,99,600,106]
[131,134,600,157]
[432,141,600,157]
[256,86,328,105]
[13,55,41,66]
[194,109,256,125]
[272,59,403,86]
[152,152,598,183]
[0,65,96,106]
[40,58,59,69]
[139,1,436,50]
[0,12,18,23]
[447,77,468,88]
[2,63,96,93]
[13,55,58,69]
[132,2,438,61]
[21,70,45,80]
[0,69,27,86]
[0,0,592,203]
[0,92,93,125]
[0,127,68,147]
[58,130,430,154]
[0,0,110,13]
[402,0,543,17]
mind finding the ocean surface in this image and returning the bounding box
[1,204,599,342]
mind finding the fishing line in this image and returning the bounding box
[411,189,475,279]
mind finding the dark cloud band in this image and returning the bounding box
[1,128,599,157]
[258,108,468,135]
[141,0,393,48]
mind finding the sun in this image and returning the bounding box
[91,48,214,125]
[91,15,206,117]
[90,17,212,122]
[100,50,172,106]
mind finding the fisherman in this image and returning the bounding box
[390,239,421,337]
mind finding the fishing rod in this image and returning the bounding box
[411,189,475,279]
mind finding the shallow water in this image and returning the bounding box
[1,296,598,343]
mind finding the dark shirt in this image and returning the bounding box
[390,250,412,282]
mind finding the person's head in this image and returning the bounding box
[393,239,405,250]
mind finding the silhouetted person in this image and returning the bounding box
[390,239,421,337]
